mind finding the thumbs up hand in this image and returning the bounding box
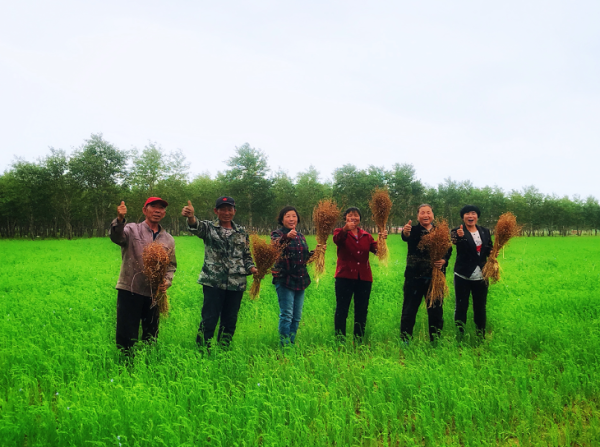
[181,200,194,217]
[182,200,196,225]
[287,224,298,239]
[457,224,464,238]
[117,201,127,222]
[403,220,412,237]
[343,220,358,232]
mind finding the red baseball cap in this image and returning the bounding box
[144,197,169,207]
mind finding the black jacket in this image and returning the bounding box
[401,223,453,279]
[450,225,493,278]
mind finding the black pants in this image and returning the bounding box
[116,289,160,351]
[334,277,372,339]
[197,286,244,347]
[400,277,444,342]
[454,275,488,336]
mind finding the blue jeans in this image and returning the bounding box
[276,283,305,344]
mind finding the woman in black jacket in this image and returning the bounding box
[451,205,493,338]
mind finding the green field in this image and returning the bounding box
[1,235,599,446]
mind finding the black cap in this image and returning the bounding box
[460,205,481,218]
[215,196,236,208]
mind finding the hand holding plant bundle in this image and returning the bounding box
[369,188,392,265]
[249,234,282,299]
[307,199,340,281]
[483,212,521,283]
[142,241,172,315]
[417,219,452,308]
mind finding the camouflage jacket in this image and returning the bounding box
[188,218,255,291]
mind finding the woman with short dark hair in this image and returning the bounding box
[271,206,324,345]
[451,205,493,338]
[333,207,387,340]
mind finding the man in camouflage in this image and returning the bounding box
[182,196,257,348]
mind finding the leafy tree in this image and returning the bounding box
[333,164,385,227]
[125,144,190,232]
[386,163,425,225]
[540,194,561,236]
[219,143,272,228]
[0,172,19,237]
[44,149,80,239]
[435,178,475,227]
[159,150,190,235]
[1,138,599,239]
[583,196,600,235]
[271,171,296,216]
[69,134,128,237]
[510,186,543,236]
[128,144,165,194]
[295,166,331,233]
[11,160,55,238]
[556,196,577,236]
[187,172,223,221]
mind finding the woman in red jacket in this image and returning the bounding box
[333,207,386,340]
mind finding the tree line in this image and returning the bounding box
[1,133,599,239]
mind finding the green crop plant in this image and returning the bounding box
[0,236,599,446]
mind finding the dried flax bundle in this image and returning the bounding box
[483,212,521,283]
[308,199,340,280]
[142,241,172,316]
[249,234,282,299]
[417,219,452,307]
[369,188,392,265]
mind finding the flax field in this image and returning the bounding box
[1,235,599,446]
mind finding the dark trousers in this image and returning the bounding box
[334,277,372,339]
[400,277,444,342]
[454,275,488,336]
[116,289,160,351]
[197,286,244,347]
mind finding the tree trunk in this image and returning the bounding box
[248,198,253,228]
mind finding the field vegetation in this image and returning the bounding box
[1,236,599,446]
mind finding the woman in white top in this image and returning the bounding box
[450,205,493,338]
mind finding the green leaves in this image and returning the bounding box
[1,137,599,238]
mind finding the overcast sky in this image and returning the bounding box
[1,1,599,199]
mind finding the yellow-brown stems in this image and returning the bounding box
[483,212,521,283]
[417,219,452,307]
[308,199,340,281]
[142,242,172,316]
[249,234,282,299]
[369,188,392,265]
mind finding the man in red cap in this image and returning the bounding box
[110,197,177,353]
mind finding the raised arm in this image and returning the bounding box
[182,200,208,239]
[401,220,412,242]
[333,227,348,245]
[110,201,129,246]
[451,225,466,245]
[271,229,290,246]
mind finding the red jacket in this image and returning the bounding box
[333,227,378,282]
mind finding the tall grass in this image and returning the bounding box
[0,237,599,446]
